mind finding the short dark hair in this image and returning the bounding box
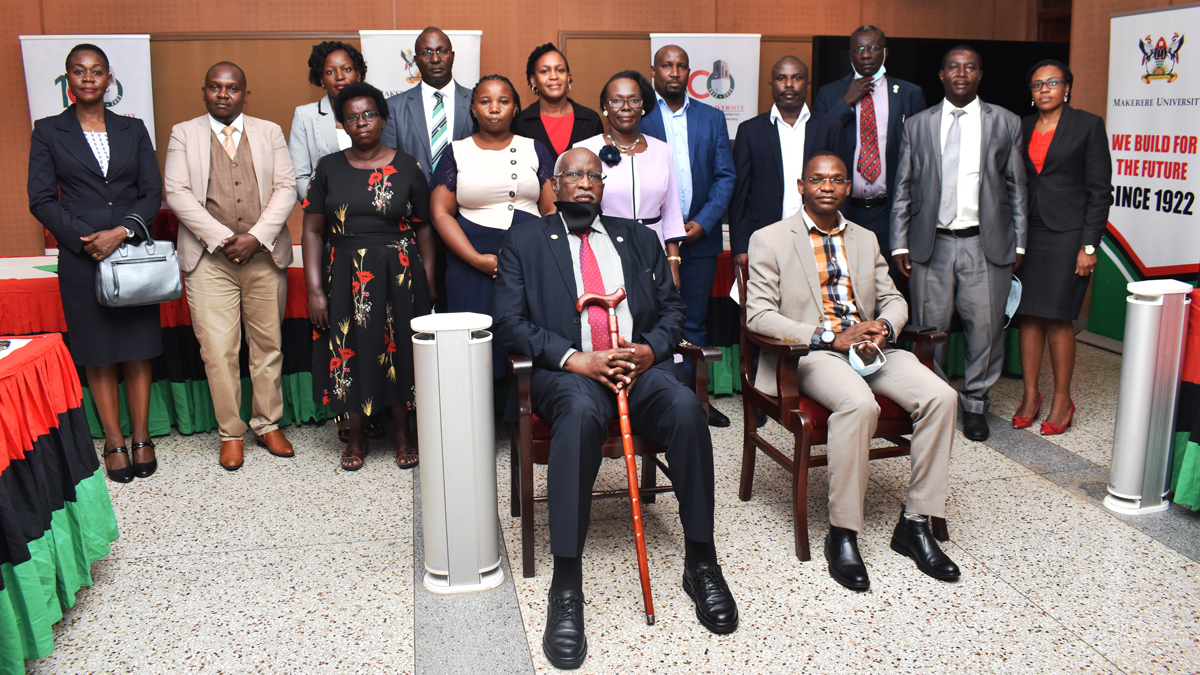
[469,74,522,133]
[333,81,389,124]
[65,43,109,72]
[206,61,247,86]
[803,152,849,178]
[1026,58,1073,88]
[851,24,887,43]
[600,70,656,116]
[526,42,570,83]
[307,41,367,88]
[941,45,982,70]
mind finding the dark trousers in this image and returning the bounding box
[531,362,715,557]
[678,248,718,377]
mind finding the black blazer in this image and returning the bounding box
[28,107,162,258]
[492,213,686,371]
[1021,104,1114,246]
[729,109,846,255]
[813,73,926,199]
[511,99,605,161]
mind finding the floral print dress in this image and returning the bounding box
[303,150,432,415]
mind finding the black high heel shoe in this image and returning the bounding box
[130,441,157,478]
[102,446,135,483]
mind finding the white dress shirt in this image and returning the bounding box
[655,91,693,220]
[420,80,456,150]
[939,97,981,230]
[208,113,245,149]
[771,103,810,220]
[557,216,632,367]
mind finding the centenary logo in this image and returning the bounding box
[54,75,123,107]
[400,48,422,84]
[1139,33,1185,83]
[687,59,735,100]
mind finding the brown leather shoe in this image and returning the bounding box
[255,429,294,458]
[220,440,244,471]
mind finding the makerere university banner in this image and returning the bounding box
[649,34,761,139]
[359,30,482,98]
[1091,6,1200,339]
[19,34,156,148]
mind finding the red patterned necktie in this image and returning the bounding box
[576,230,611,351]
[857,93,882,183]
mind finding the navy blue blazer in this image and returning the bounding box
[729,109,845,255]
[639,98,735,257]
[28,107,162,257]
[1020,104,1113,246]
[813,73,926,200]
[492,214,686,372]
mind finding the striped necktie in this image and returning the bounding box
[856,94,881,183]
[430,91,447,170]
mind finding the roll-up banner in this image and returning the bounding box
[359,30,482,98]
[649,34,760,139]
[1093,6,1200,339]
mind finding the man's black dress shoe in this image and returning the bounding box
[543,589,587,670]
[682,562,739,633]
[889,508,960,581]
[962,411,990,441]
[707,406,731,427]
[755,409,768,428]
[825,526,870,590]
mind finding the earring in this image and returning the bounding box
[1030,100,1034,107]
[568,82,572,92]
[1065,94,1069,103]
[531,85,539,96]
[641,110,646,116]
[603,110,608,117]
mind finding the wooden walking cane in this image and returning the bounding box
[576,288,655,626]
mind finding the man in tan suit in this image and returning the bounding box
[164,62,296,470]
[745,152,959,591]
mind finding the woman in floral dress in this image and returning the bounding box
[301,82,435,471]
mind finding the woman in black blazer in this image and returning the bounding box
[511,42,603,161]
[27,44,164,482]
[1012,60,1113,436]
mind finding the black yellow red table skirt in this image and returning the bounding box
[0,334,119,672]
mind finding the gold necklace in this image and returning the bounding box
[81,120,103,133]
[605,133,640,153]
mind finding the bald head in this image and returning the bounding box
[414,27,454,88]
[769,56,809,114]
[771,56,808,78]
[652,45,690,103]
[206,61,246,87]
[552,148,604,202]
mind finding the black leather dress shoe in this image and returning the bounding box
[889,508,960,581]
[707,406,731,427]
[682,562,739,633]
[825,526,870,590]
[962,411,990,441]
[543,589,587,670]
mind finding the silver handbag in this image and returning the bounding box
[95,213,183,307]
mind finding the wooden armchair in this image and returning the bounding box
[733,258,951,561]
[509,343,722,578]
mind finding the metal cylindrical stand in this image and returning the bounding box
[1106,280,1193,515]
[411,312,503,593]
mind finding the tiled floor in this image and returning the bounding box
[26,343,1200,674]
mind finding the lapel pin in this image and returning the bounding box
[893,84,899,93]
[551,234,559,239]
[616,236,624,243]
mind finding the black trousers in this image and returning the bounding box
[531,362,715,557]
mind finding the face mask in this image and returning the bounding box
[1004,276,1023,328]
[852,61,887,83]
[849,340,886,377]
[555,201,603,233]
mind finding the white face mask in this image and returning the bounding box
[1004,276,1023,328]
[848,340,886,377]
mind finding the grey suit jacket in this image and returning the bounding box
[288,97,341,201]
[890,99,1028,266]
[381,82,473,183]
[746,212,908,396]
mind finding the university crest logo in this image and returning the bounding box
[401,48,422,84]
[54,75,123,108]
[1139,33,1185,83]
[687,60,736,100]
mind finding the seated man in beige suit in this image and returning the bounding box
[745,152,960,591]
[164,62,296,470]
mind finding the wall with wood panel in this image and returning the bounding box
[2,0,1036,255]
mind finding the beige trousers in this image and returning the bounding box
[796,348,957,531]
[185,251,287,441]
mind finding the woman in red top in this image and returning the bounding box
[1012,60,1113,435]
[511,43,603,160]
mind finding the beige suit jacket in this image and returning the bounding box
[745,211,909,396]
[164,114,296,272]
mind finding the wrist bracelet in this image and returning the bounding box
[667,256,682,262]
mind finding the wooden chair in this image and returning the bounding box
[733,258,951,561]
[509,343,722,578]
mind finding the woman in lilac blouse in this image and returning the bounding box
[576,70,685,288]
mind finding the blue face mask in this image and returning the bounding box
[849,341,886,377]
[1005,276,1023,328]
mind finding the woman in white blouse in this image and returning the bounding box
[288,41,367,201]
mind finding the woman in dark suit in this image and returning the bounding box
[511,43,603,161]
[27,43,164,482]
[1012,59,1113,436]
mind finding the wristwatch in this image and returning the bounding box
[819,329,835,350]
[121,225,135,240]
[1081,244,1096,255]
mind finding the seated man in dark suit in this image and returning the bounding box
[493,148,738,670]
[730,55,847,264]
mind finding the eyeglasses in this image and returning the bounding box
[1029,78,1064,91]
[805,176,851,186]
[852,45,884,55]
[343,110,382,125]
[605,97,643,109]
[416,48,453,58]
[555,171,606,184]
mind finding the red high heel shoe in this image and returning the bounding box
[1040,401,1075,436]
[1012,394,1042,429]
